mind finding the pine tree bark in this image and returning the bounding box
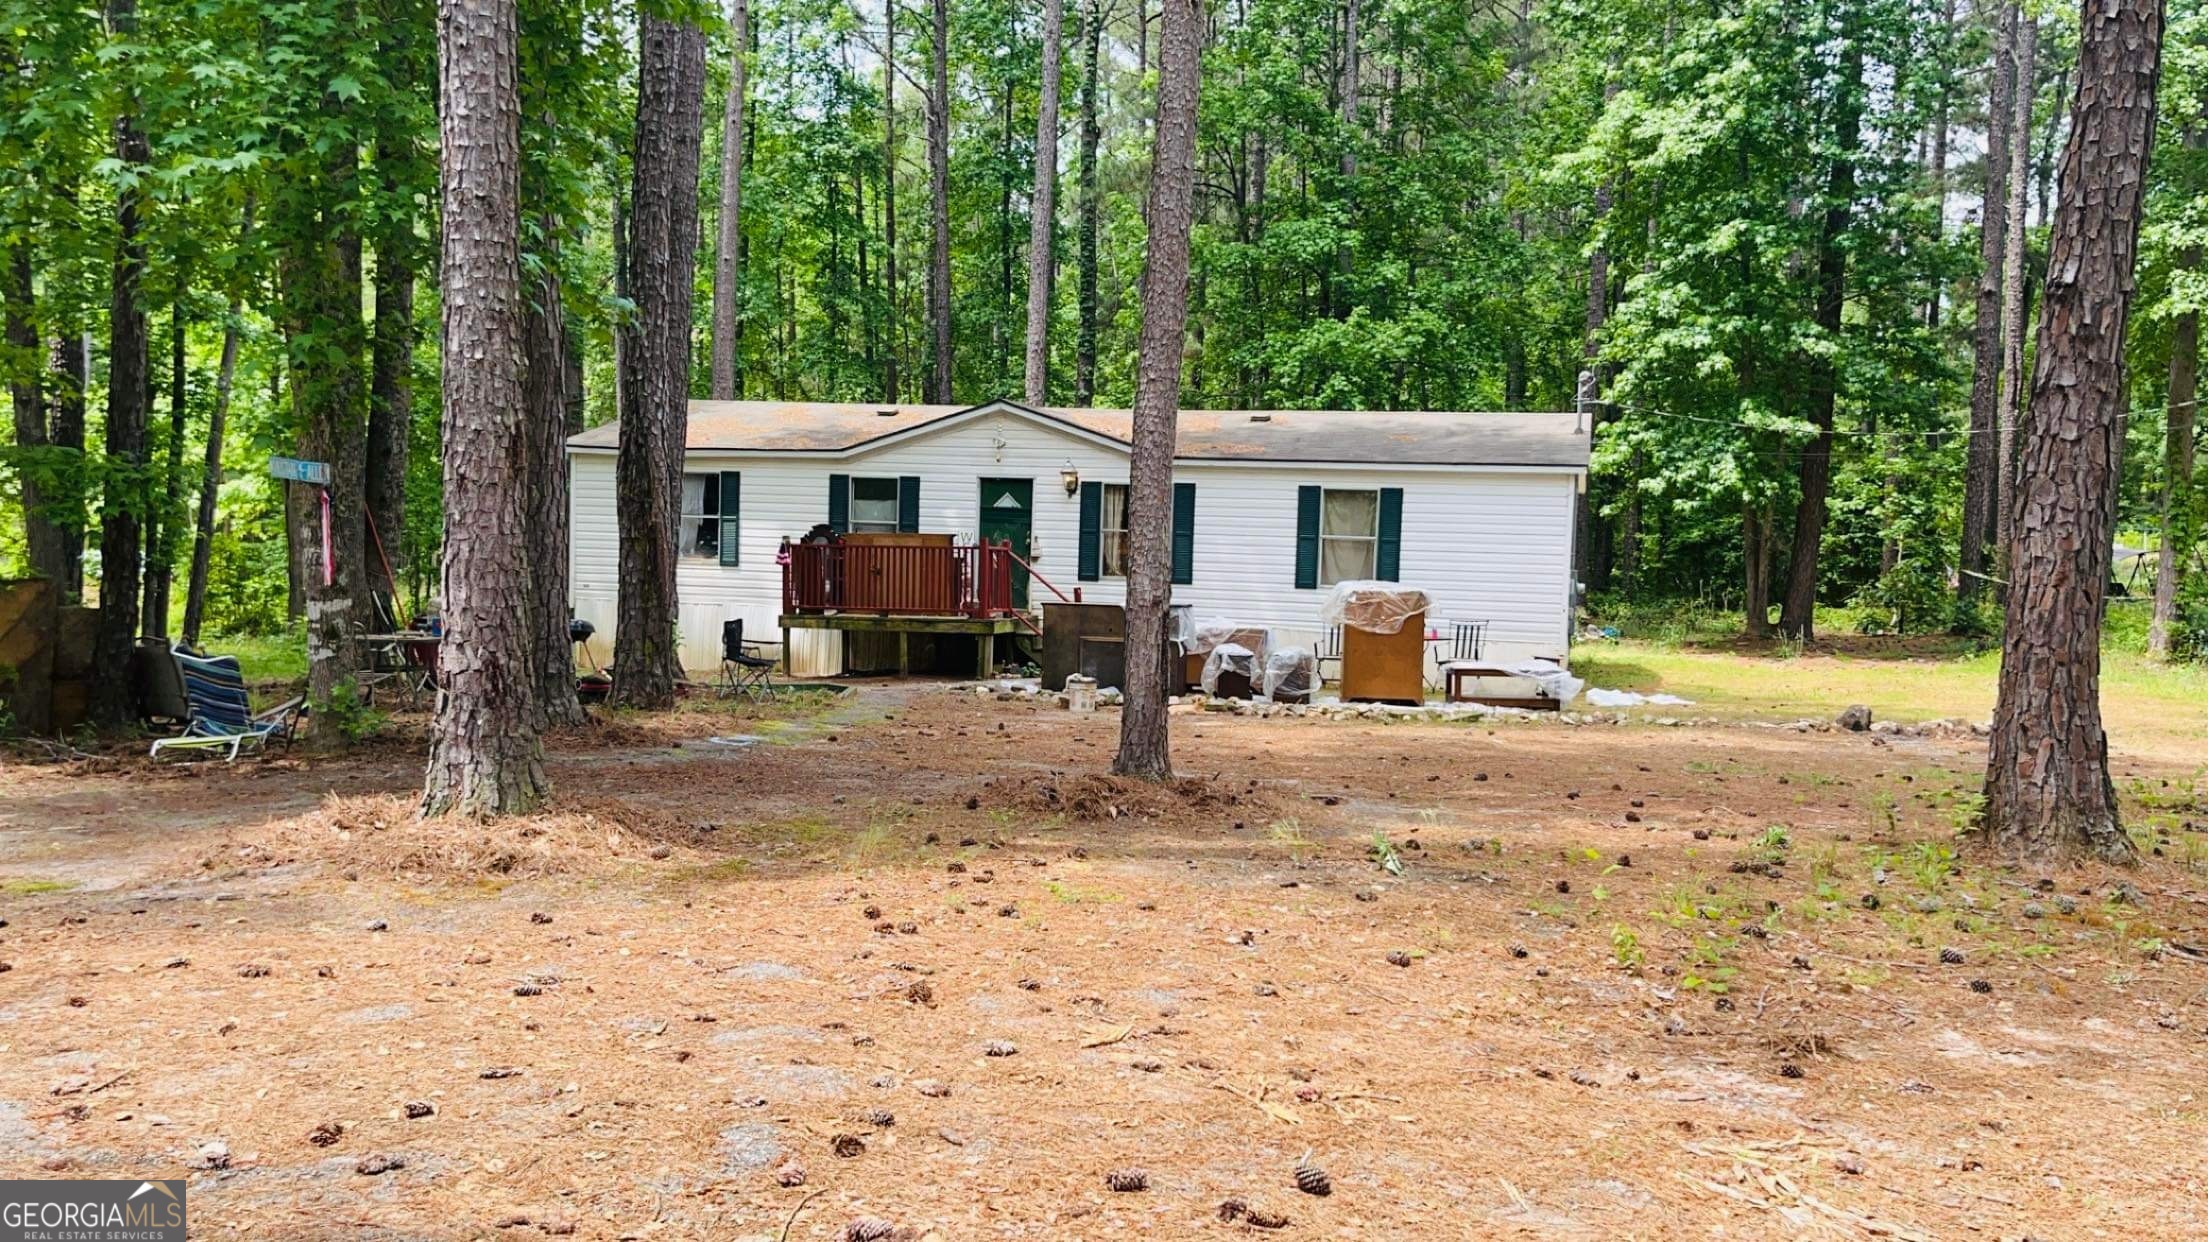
[926,0,953,402]
[90,0,151,728]
[2149,235,2199,658]
[1778,32,1862,643]
[181,298,243,646]
[423,0,548,817]
[1022,0,1064,404]
[47,327,87,600]
[1074,0,1102,404]
[1983,0,2162,863]
[1113,0,1202,782]
[882,0,900,401]
[6,242,68,587]
[1924,0,1957,327]
[611,14,707,709]
[280,220,369,740]
[1995,15,2039,562]
[1961,0,2018,606]
[367,263,414,600]
[1743,502,1773,639]
[710,0,749,400]
[525,236,586,728]
[143,303,187,637]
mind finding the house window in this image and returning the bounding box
[1319,488,1379,585]
[681,473,721,559]
[850,476,902,532]
[1100,483,1129,577]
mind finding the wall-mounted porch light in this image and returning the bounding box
[1061,463,1081,496]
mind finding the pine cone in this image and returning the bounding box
[1293,1156,1332,1197]
[832,1132,867,1158]
[1104,1167,1150,1192]
[1969,978,1992,994]
[841,1218,896,1242]
[1939,947,1965,964]
[1246,1206,1292,1229]
[1384,950,1412,968]
[1218,1199,1249,1222]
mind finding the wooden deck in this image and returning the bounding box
[778,611,1031,677]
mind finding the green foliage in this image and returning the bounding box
[320,678,385,743]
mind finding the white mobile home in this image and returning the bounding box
[565,399,1590,675]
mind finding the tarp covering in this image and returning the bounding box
[1186,619,1270,659]
[1319,581,1433,635]
[1201,642,1258,695]
[1504,658,1585,704]
[1262,647,1317,702]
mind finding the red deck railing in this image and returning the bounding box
[782,541,1019,618]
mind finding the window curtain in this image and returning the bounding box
[1100,484,1129,577]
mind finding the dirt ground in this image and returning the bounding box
[3,685,2206,1240]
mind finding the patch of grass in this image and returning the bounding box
[0,877,76,895]
[197,626,308,690]
[743,815,833,847]
[1043,879,1123,904]
[1610,923,1645,970]
[1571,639,2208,763]
[1268,818,1317,862]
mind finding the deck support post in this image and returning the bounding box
[977,632,994,679]
[899,631,910,675]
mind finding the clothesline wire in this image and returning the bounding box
[1590,392,2200,440]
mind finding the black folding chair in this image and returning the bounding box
[718,619,778,701]
[1316,625,1344,684]
[1449,621,1489,663]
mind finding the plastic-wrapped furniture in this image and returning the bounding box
[1321,582,1432,705]
[1200,642,1258,699]
[1262,647,1316,704]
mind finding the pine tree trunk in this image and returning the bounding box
[1924,0,1956,327]
[1113,0,1202,782]
[2149,237,2199,659]
[1022,0,1064,404]
[423,0,548,817]
[1995,14,2039,564]
[1983,0,2162,863]
[1743,502,1773,639]
[1961,0,2017,606]
[1074,0,1101,404]
[90,0,151,728]
[6,243,68,588]
[926,0,953,402]
[525,235,586,728]
[143,303,187,637]
[869,0,887,397]
[181,301,242,646]
[1778,34,1862,643]
[281,221,370,741]
[710,0,749,400]
[611,14,708,710]
[367,252,415,605]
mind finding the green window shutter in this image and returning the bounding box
[1294,485,1321,589]
[1077,480,1102,582]
[898,475,921,532]
[1171,482,1196,585]
[827,473,849,534]
[1376,487,1404,581]
[718,471,741,567]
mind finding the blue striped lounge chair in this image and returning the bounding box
[148,650,305,762]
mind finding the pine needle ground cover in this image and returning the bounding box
[1,682,2204,1237]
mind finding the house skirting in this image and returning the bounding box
[778,612,1030,678]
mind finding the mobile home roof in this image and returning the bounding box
[566,400,1590,469]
